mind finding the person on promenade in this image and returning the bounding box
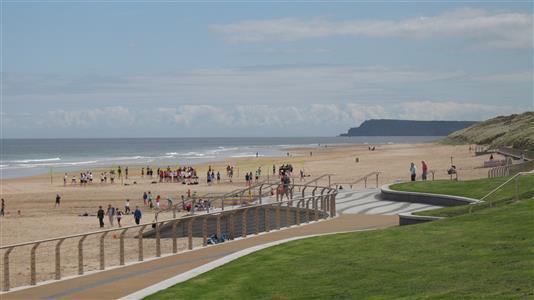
[116,209,123,227]
[125,199,131,214]
[421,161,428,181]
[55,194,61,207]
[410,162,417,182]
[134,206,142,225]
[281,172,291,200]
[106,205,115,226]
[97,206,105,228]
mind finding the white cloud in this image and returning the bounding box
[46,106,134,128]
[211,8,533,48]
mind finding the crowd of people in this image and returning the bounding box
[96,203,142,228]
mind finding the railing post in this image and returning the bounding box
[242,208,248,237]
[305,199,312,223]
[99,232,109,270]
[216,214,222,240]
[120,228,129,265]
[3,247,14,291]
[286,203,291,227]
[229,213,235,239]
[55,238,65,280]
[330,193,337,217]
[265,206,270,232]
[314,197,319,221]
[255,207,260,234]
[156,222,162,257]
[276,204,281,229]
[30,242,40,285]
[328,175,331,188]
[364,177,367,188]
[78,235,87,275]
[188,218,194,250]
[376,173,379,188]
[296,201,301,225]
[138,225,147,261]
[259,185,263,204]
[203,217,208,246]
[172,220,179,253]
[515,175,519,200]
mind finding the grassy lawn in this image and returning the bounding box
[389,176,534,217]
[147,199,534,299]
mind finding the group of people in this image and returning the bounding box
[97,202,142,228]
[206,166,221,185]
[151,166,199,185]
[409,161,429,181]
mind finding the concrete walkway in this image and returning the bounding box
[2,188,439,299]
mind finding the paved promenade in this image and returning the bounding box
[2,188,438,299]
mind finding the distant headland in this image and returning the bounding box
[339,119,477,137]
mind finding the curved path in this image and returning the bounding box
[1,188,439,300]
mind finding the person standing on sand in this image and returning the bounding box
[55,194,61,207]
[1,198,5,217]
[143,192,148,206]
[116,209,123,227]
[64,173,68,186]
[125,167,128,180]
[134,206,142,225]
[106,205,115,226]
[97,206,105,228]
[125,199,131,214]
[117,166,122,179]
[410,163,417,182]
[421,161,428,181]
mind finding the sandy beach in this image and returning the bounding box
[0,142,492,246]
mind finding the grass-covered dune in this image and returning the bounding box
[442,111,534,150]
[147,178,534,299]
[390,176,534,217]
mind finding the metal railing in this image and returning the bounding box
[333,171,381,189]
[488,160,534,178]
[0,179,337,292]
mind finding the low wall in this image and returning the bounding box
[380,184,480,225]
[381,184,479,207]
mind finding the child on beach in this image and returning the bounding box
[55,194,61,207]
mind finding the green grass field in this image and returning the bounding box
[390,176,534,217]
[147,198,534,299]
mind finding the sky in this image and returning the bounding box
[1,1,533,138]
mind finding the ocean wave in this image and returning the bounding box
[11,157,61,163]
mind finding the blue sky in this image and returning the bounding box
[2,1,533,137]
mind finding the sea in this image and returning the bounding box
[0,137,441,179]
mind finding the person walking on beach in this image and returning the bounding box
[125,167,128,180]
[133,206,142,225]
[1,198,5,217]
[116,209,123,227]
[106,205,115,226]
[64,173,68,186]
[55,194,61,207]
[97,206,105,228]
[410,162,417,182]
[143,192,148,206]
[117,166,122,179]
[124,199,131,214]
[421,161,428,181]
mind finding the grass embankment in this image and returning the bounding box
[442,111,534,150]
[147,198,534,299]
[390,176,534,217]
